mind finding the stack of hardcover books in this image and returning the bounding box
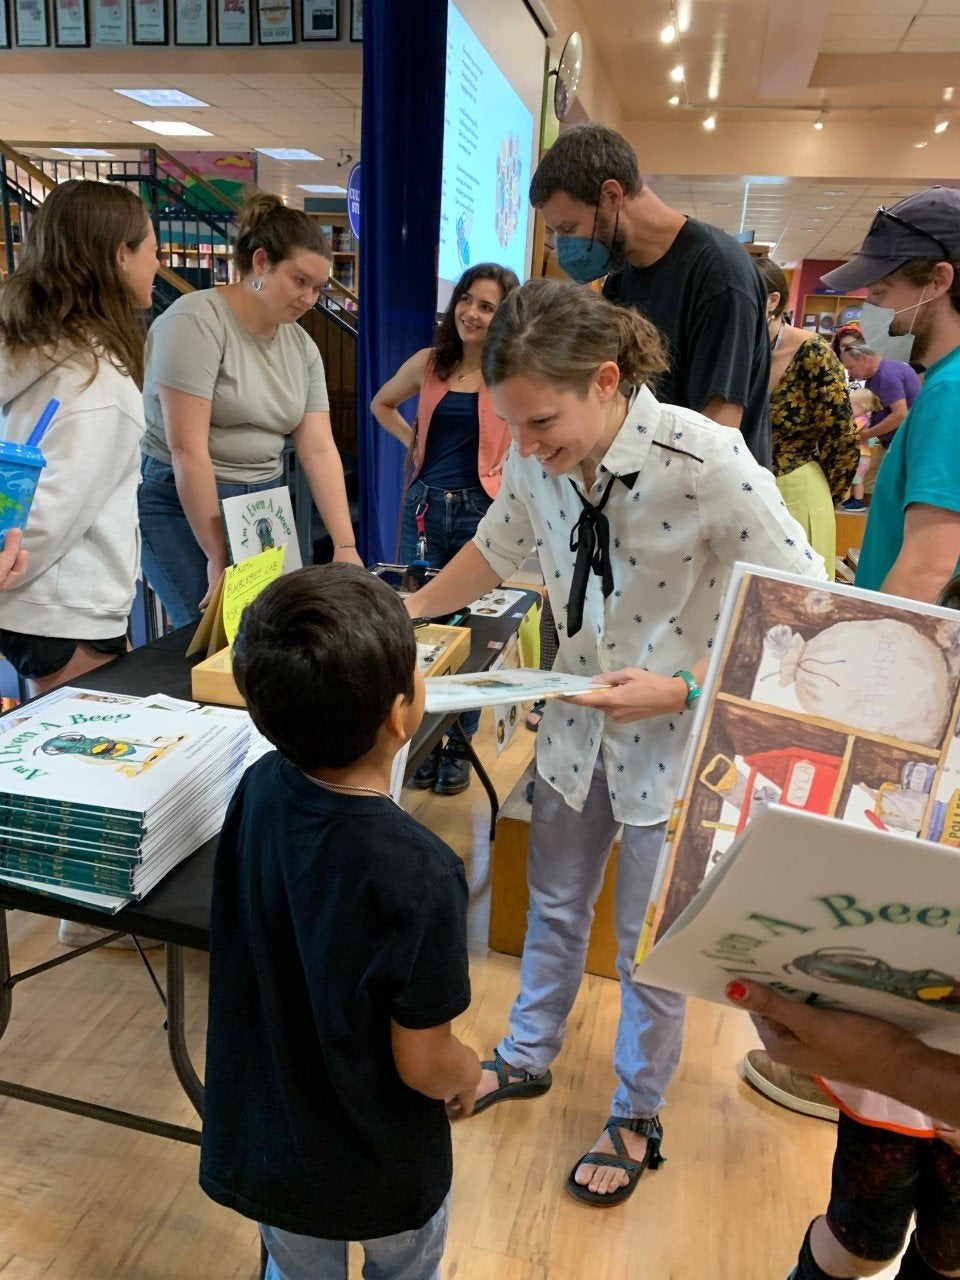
[0,688,255,913]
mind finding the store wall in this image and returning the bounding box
[787,259,867,319]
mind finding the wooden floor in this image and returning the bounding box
[0,712,896,1280]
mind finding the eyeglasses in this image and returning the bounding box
[871,206,951,260]
[838,343,860,355]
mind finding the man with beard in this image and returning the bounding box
[530,124,772,467]
[824,187,960,603]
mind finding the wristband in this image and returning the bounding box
[334,542,356,550]
[673,669,701,710]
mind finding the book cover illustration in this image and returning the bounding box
[640,566,960,958]
[636,805,960,1052]
[220,484,302,571]
[423,668,607,713]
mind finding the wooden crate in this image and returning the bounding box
[415,623,471,677]
[489,763,620,980]
[191,647,244,707]
[191,624,472,709]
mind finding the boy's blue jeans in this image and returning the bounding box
[138,455,283,629]
[260,1194,449,1280]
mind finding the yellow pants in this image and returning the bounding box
[776,460,836,581]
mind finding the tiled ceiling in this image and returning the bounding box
[647,174,955,266]
[1,71,361,206]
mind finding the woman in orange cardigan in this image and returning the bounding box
[372,262,518,794]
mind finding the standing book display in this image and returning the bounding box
[634,565,960,1049]
[220,484,302,571]
[0,691,253,913]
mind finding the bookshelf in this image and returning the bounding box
[800,293,864,338]
[307,214,358,295]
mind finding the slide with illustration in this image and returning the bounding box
[438,0,534,290]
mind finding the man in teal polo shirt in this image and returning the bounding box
[823,187,960,600]
[743,187,960,1125]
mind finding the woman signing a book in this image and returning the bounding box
[371,262,519,796]
[138,191,360,629]
[402,279,828,1211]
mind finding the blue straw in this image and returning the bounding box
[25,398,60,449]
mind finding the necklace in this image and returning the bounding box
[301,772,399,805]
[456,363,481,382]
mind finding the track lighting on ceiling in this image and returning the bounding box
[813,110,827,130]
[669,64,685,82]
[702,113,716,131]
[660,22,676,43]
[935,112,951,134]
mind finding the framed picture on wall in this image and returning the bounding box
[14,0,50,46]
[54,0,88,45]
[216,0,252,44]
[349,0,360,41]
[132,0,165,42]
[174,0,208,43]
[0,0,10,48]
[92,0,127,44]
[301,0,335,40]
[257,0,292,42]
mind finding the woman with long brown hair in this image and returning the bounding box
[371,262,519,795]
[0,178,158,693]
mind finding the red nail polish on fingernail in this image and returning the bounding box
[726,981,747,1002]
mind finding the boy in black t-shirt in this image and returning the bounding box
[200,565,480,1280]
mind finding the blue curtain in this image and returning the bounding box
[357,0,448,566]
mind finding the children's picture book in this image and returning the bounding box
[638,564,960,961]
[636,805,960,1052]
[423,668,609,713]
[0,693,253,912]
[220,484,302,570]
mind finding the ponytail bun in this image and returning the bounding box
[233,188,327,276]
[612,307,668,389]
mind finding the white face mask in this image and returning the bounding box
[858,288,930,364]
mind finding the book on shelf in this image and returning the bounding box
[634,563,960,1049]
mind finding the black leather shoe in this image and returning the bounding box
[435,752,471,796]
[408,748,440,790]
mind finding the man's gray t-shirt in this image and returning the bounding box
[142,289,330,483]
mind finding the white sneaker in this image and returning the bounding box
[57,919,163,950]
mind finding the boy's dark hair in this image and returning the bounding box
[232,564,416,771]
[529,124,643,209]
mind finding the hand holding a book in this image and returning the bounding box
[564,667,689,723]
[728,980,960,1128]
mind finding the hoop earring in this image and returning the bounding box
[252,279,264,292]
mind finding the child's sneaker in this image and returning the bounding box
[839,497,866,512]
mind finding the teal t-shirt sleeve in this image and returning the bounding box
[901,383,960,515]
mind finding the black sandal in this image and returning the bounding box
[566,1115,665,1208]
[472,1048,552,1115]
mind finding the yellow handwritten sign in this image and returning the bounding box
[222,546,286,643]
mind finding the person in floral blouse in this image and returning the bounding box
[756,258,861,579]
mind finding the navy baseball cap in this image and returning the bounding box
[821,186,960,292]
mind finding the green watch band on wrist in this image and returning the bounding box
[673,669,702,710]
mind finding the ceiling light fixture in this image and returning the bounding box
[669,64,684,82]
[668,95,681,106]
[257,148,324,160]
[813,110,827,130]
[660,22,675,43]
[53,147,115,157]
[935,112,951,134]
[115,89,208,108]
[813,205,834,210]
[298,184,348,193]
[945,87,955,103]
[131,120,212,137]
[702,113,716,131]
[914,140,929,149]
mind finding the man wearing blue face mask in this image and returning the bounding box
[819,186,960,604]
[530,124,772,467]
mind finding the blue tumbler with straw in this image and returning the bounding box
[0,398,58,534]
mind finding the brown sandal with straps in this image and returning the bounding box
[566,1115,665,1207]
[471,1048,553,1115]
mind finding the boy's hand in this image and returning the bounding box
[564,668,687,723]
[935,1126,960,1153]
[445,1085,479,1120]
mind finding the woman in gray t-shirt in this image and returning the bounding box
[139,191,361,627]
